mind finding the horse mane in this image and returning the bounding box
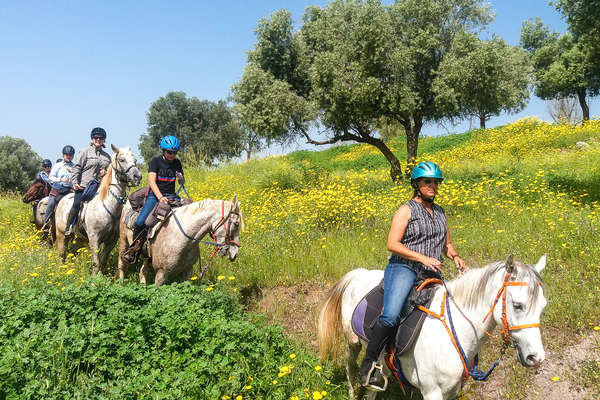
[450,261,544,312]
[98,162,114,201]
[178,199,244,230]
[178,199,211,217]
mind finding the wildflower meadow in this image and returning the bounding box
[1,118,599,398]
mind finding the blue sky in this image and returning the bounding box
[0,1,575,162]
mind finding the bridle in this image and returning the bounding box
[112,154,138,188]
[481,272,542,343]
[417,272,542,380]
[102,153,138,217]
[171,200,241,250]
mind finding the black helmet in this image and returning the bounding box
[42,159,52,168]
[90,127,107,139]
[62,145,75,156]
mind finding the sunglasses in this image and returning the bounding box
[165,150,178,155]
[422,179,442,185]
[92,136,105,140]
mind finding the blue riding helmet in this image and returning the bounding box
[411,161,443,181]
[42,159,52,168]
[160,135,180,151]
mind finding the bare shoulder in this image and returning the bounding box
[394,203,411,219]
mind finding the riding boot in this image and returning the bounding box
[359,319,395,391]
[121,225,147,264]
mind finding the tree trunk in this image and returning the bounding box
[479,112,486,129]
[246,143,252,161]
[577,89,590,121]
[402,117,422,165]
[360,134,403,183]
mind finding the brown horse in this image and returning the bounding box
[22,179,50,204]
[23,179,51,231]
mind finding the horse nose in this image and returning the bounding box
[526,352,543,366]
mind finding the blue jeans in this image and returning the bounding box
[135,192,158,229]
[379,262,417,327]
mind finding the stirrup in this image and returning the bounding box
[362,362,388,392]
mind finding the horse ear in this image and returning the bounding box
[533,254,546,273]
[505,254,515,274]
[231,195,238,210]
[111,144,119,153]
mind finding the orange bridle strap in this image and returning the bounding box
[481,273,541,343]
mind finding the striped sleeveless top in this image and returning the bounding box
[389,199,447,272]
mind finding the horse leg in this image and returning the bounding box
[421,388,444,400]
[139,259,151,285]
[346,341,362,399]
[155,268,166,287]
[98,234,117,275]
[56,230,66,261]
[88,235,102,276]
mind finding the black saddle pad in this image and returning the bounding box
[351,274,440,356]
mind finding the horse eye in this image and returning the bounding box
[513,302,525,311]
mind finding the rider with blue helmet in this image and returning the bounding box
[129,135,184,247]
[359,161,466,391]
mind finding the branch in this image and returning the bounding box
[299,127,357,145]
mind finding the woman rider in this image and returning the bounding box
[42,145,75,230]
[129,135,184,248]
[359,161,467,391]
[65,127,111,236]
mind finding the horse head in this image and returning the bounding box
[111,144,142,187]
[23,180,47,203]
[498,254,547,367]
[214,195,242,261]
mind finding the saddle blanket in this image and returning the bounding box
[352,278,439,354]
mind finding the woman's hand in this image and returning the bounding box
[159,196,169,203]
[73,183,83,191]
[421,256,442,271]
[453,256,467,273]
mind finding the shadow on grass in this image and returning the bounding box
[547,174,600,204]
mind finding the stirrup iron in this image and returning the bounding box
[363,362,388,392]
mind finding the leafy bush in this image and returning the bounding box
[0,136,42,192]
[0,279,334,399]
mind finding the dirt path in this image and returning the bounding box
[251,284,599,399]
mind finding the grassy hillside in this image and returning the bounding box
[1,117,599,398]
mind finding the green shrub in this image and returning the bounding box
[0,137,42,192]
[0,279,335,399]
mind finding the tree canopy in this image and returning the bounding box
[433,34,531,129]
[554,0,600,57]
[233,0,495,181]
[0,136,42,192]
[139,92,245,166]
[520,18,599,120]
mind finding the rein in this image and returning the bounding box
[417,272,540,381]
[170,200,240,280]
[171,200,240,248]
[101,155,137,218]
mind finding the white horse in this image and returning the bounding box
[318,255,547,400]
[117,197,242,286]
[55,145,141,275]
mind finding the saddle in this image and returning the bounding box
[122,194,192,263]
[351,270,442,387]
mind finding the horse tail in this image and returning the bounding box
[317,270,358,361]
